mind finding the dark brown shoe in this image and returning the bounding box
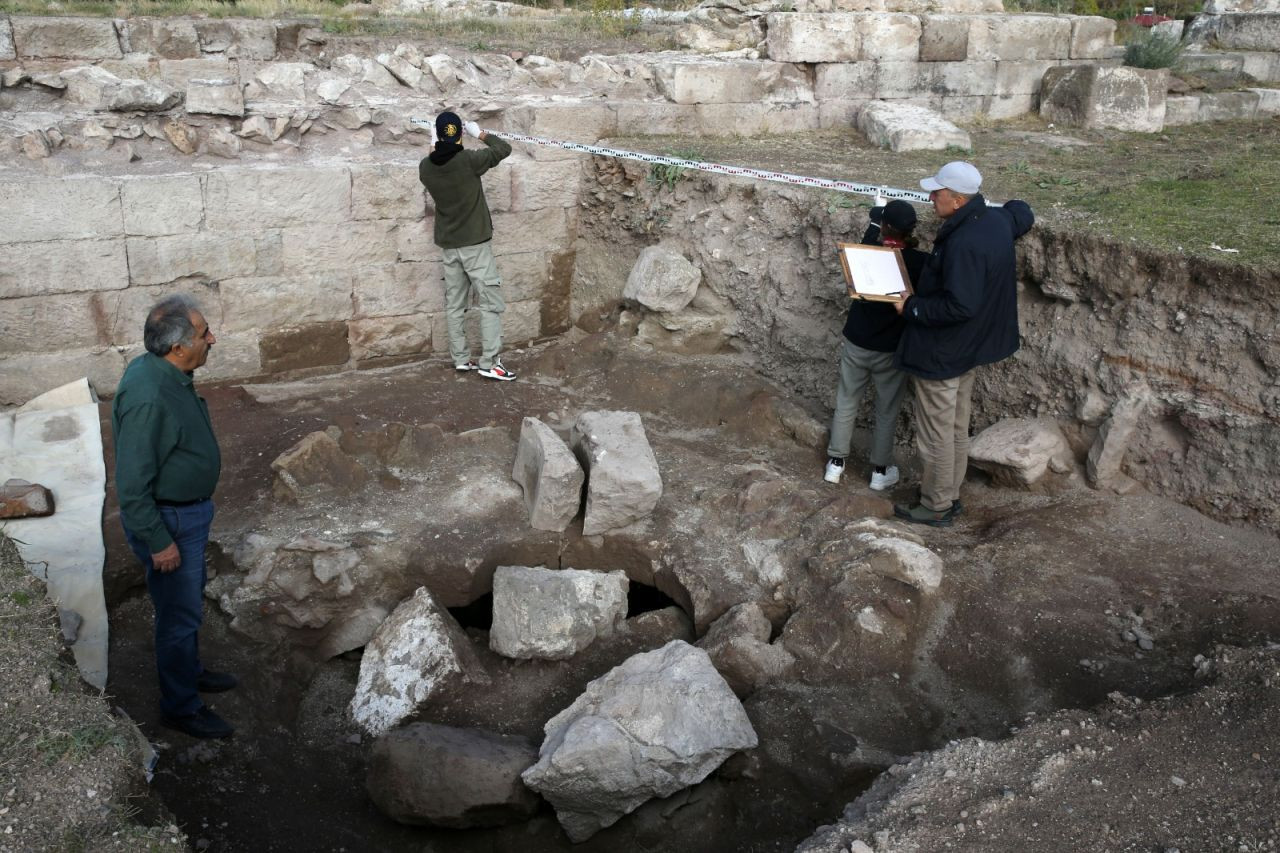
[161,706,234,739]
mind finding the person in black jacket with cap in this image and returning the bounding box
[891,161,1035,527]
[824,199,928,491]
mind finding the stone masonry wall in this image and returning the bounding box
[0,159,578,404]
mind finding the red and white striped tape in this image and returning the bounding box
[411,119,933,204]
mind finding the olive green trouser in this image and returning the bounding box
[441,241,505,370]
[911,369,977,512]
[826,339,908,469]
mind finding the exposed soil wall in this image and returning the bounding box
[572,156,1280,534]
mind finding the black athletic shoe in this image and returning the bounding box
[197,670,238,693]
[893,501,956,528]
[161,706,234,739]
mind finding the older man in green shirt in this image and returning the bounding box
[113,294,235,739]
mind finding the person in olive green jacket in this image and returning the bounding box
[112,294,236,739]
[419,110,516,381]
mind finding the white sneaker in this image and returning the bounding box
[823,457,844,484]
[869,465,899,491]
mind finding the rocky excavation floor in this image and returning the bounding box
[98,327,1280,852]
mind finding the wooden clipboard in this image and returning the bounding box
[838,242,914,303]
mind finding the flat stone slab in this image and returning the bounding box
[969,417,1073,486]
[857,101,972,151]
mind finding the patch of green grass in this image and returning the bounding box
[648,148,703,191]
[34,723,129,765]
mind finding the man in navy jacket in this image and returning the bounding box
[892,162,1034,527]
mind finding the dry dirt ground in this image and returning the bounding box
[90,324,1280,853]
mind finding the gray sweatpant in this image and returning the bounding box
[826,339,908,469]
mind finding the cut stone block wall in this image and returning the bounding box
[0,157,579,404]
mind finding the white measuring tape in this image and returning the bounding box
[410,119,933,205]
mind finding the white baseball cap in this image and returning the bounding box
[920,161,982,195]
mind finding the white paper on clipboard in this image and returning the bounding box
[840,244,910,298]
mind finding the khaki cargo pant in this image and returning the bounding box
[911,369,977,512]
[441,241,505,370]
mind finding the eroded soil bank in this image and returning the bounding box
[100,328,1280,852]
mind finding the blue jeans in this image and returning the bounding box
[122,499,214,717]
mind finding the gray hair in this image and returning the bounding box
[143,294,201,357]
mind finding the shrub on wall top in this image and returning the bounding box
[1123,30,1185,68]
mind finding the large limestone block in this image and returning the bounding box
[120,175,204,237]
[505,100,619,147]
[220,271,355,334]
[109,78,181,112]
[0,18,14,61]
[614,101,700,135]
[694,101,821,135]
[0,240,129,301]
[1210,12,1280,50]
[366,724,540,828]
[353,262,444,318]
[351,163,428,221]
[697,602,795,697]
[350,314,433,362]
[968,14,1072,61]
[489,565,627,660]
[522,641,758,842]
[511,418,585,532]
[193,19,278,60]
[125,232,261,286]
[349,586,489,736]
[1252,87,1280,115]
[857,101,972,151]
[969,417,1073,486]
[11,16,122,60]
[1163,94,1200,126]
[570,411,662,535]
[0,292,110,353]
[816,62,878,100]
[858,13,923,60]
[1040,65,1168,132]
[492,207,573,254]
[765,13,861,63]
[509,158,583,211]
[281,221,398,275]
[994,59,1059,96]
[920,15,970,61]
[186,77,244,117]
[0,348,127,407]
[204,167,352,230]
[60,65,122,109]
[623,245,701,313]
[655,59,813,105]
[1198,89,1262,121]
[121,18,200,58]
[1069,16,1116,59]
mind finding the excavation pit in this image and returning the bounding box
[100,326,1280,852]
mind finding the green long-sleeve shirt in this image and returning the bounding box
[418,134,512,249]
[111,353,221,553]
